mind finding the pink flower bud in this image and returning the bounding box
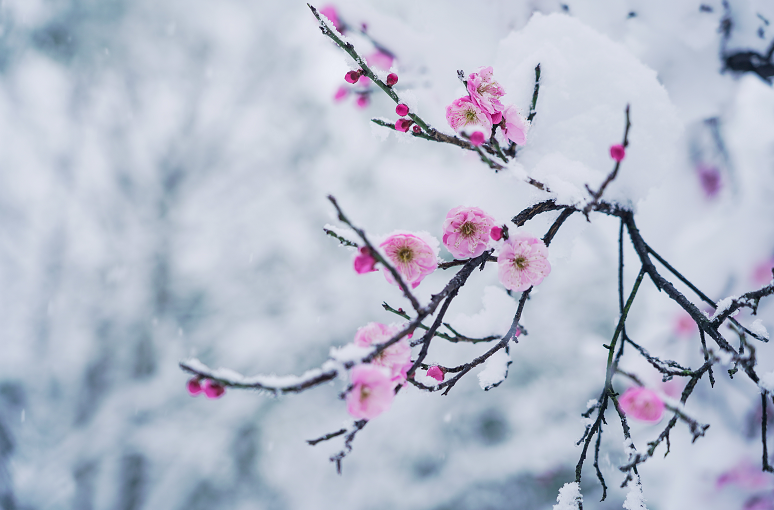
[470,131,485,146]
[345,70,362,84]
[427,366,444,382]
[395,118,414,132]
[490,225,503,241]
[333,85,349,102]
[355,94,370,109]
[187,378,203,396]
[610,144,626,162]
[353,246,378,274]
[412,125,422,134]
[618,387,664,422]
[386,73,398,86]
[202,379,226,399]
[395,103,409,116]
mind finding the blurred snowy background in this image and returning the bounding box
[1,0,774,508]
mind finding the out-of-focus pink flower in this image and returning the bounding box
[380,232,437,289]
[661,378,684,399]
[502,105,528,145]
[357,75,371,86]
[697,163,721,198]
[466,66,505,115]
[367,50,394,71]
[674,311,697,337]
[395,103,409,116]
[386,73,398,87]
[354,322,411,381]
[427,366,444,382]
[752,257,774,286]
[618,387,664,422]
[717,460,774,490]
[610,144,626,162]
[395,118,414,132]
[319,5,344,32]
[442,206,496,259]
[497,232,551,291]
[355,94,370,109]
[469,131,485,146]
[490,226,503,241]
[187,378,203,396]
[346,364,395,419]
[334,86,349,102]
[202,379,226,399]
[344,70,361,84]
[446,96,493,134]
[353,246,378,274]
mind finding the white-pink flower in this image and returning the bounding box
[497,232,551,291]
[502,105,528,145]
[354,322,411,381]
[346,364,395,420]
[380,232,438,289]
[442,206,496,259]
[618,387,665,422]
[466,66,505,115]
[446,96,493,135]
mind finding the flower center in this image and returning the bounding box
[464,108,478,123]
[513,256,528,270]
[397,247,414,263]
[460,221,477,238]
[359,386,372,401]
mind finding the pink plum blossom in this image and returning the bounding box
[610,144,626,162]
[446,96,492,135]
[395,118,414,132]
[674,311,698,337]
[353,246,378,274]
[502,105,528,145]
[380,232,437,288]
[717,460,773,490]
[466,66,505,115]
[367,50,394,71]
[334,86,349,102]
[187,378,203,396]
[354,322,411,381]
[319,5,344,32]
[497,232,551,292]
[442,206,496,259]
[386,73,398,87]
[427,366,444,382]
[752,257,774,286]
[346,364,395,419]
[344,70,361,84]
[202,379,226,399]
[355,94,369,109]
[618,387,664,422]
[357,75,371,86]
[469,131,485,146]
[490,226,503,241]
[395,103,409,116]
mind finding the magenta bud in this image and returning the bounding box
[427,366,444,382]
[610,144,626,162]
[470,131,485,146]
[395,118,414,132]
[202,379,225,399]
[345,70,362,84]
[490,225,503,241]
[412,125,422,134]
[395,103,409,116]
[353,246,378,274]
[386,73,398,86]
[187,378,203,396]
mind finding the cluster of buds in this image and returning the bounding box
[187,377,225,399]
[394,103,419,133]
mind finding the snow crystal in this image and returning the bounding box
[553,482,582,510]
[760,372,774,394]
[749,319,769,340]
[477,348,512,390]
[710,296,737,321]
[623,475,649,510]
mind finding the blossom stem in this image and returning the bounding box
[604,266,645,389]
[527,63,541,123]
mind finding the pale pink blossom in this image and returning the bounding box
[502,105,528,145]
[610,144,626,162]
[380,232,438,288]
[469,131,485,146]
[354,322,411,381]
[466,66,505,115]
[752,257,774,286]
[367,50,394,71]
[187,378,203,396]
[427,366,444,382]
[717,460,774,490]
[497,232,551,291]
[353,246,378,274]
[442,206,496,259]
[618,387,664,422]
[334,86,349,102]
[357,75,371,86]
[346,364,395,419]
[202,379,225,399]
[446,96,492,134]
[355,94,369,109]
[674,311,697,337]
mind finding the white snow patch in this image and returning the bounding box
[477,348,512,390]
[760,372,774,394]
[710,296,737,321]
[749,319,769,340]
[623,475,649,510]
[553,482,582,510]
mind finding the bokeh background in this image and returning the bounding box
[1,0,774,508]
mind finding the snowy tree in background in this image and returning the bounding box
[2,1,774,509]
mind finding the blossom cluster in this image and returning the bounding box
[446,67,528,147]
